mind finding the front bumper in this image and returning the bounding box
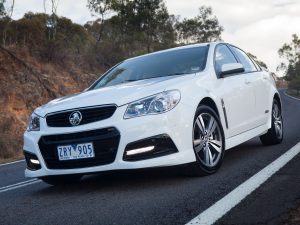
[23,103,196,178]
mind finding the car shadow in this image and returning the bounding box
[34,166,193,195]
[33,137,282,196]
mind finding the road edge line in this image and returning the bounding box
[283,90,300,101]
[186,142,300,225]
[0,179,41,193]
[0,159,25,167]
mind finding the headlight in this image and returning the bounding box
[27,113,40,131]
[124,90,181,119]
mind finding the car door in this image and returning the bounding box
[214,44,256,138]
[251,69,272,125]
[251,59,272,125]
[229,45,269,126]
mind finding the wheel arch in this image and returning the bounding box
[274,92,282,111]
[266,91,282,129]
[198,97,220,117]
[196,96,228,140]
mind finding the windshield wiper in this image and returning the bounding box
[121,74,188,84]
[123,79,138,83]
[165,73,187,76]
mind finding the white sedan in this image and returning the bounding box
[23,42,283,185]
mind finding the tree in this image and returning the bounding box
[86,2,223,65]
[44,0,59,40]
[134,0,175,52]
[86,0,177,64]
[0,0,14,46]
[0,1,5,17]
[87,0,112,43]
[176,6,223,44]
[0,0,14,18]
[278,34,300,81]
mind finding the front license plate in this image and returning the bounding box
[57,143,95,161]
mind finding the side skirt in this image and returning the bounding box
[225,123,269,150]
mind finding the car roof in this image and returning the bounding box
[125,41,224,62]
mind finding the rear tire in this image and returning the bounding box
[40,175,82,186]
[260,99,283,145]
[185,105,225,176]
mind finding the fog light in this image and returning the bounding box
[24,151,41,170]
[123,134,178,161]
[30,159,40,165]
[126,146,155,156]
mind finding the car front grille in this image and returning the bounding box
[38,127,120,169]
[46,105,117,127]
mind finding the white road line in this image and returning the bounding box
[0,179,41,193]
[284,91,300,101]
[0,159,25,167]
[186,142,300,225]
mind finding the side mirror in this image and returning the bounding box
[220,63,245,77]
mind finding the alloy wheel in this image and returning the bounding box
[193,113,223,167]
[273,103,283,139]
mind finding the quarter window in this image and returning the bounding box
[215,45,238,75]
[230,46,257,73]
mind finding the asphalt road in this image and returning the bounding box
[1,90,300,225]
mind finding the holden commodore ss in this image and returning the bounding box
[24,42,283,185]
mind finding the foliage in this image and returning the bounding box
[0,13,96,68]
[0,1,5,17]
[0,1,223,68]
[87,0,112,19]
[126,0,176,52]
[86,1,222,65]
[0,0,14,18]
[87,0,112,43]
[1,0,14,47]
[278,34,300,82]
[86,0,178,65]
[176,6,223,44]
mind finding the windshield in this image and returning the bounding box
[91,45,209,89]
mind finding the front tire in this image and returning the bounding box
[40,175,82,186]
[185,105,225,176]
[260,99,283,145]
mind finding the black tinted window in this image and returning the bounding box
[230,46,257,73]
[92,46,209,89]
[215,45,237,74]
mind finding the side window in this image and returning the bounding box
[230,46,257,73]
[215,45,238,75]
[249,57,262,71]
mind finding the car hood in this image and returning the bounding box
[35,74,195,117]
